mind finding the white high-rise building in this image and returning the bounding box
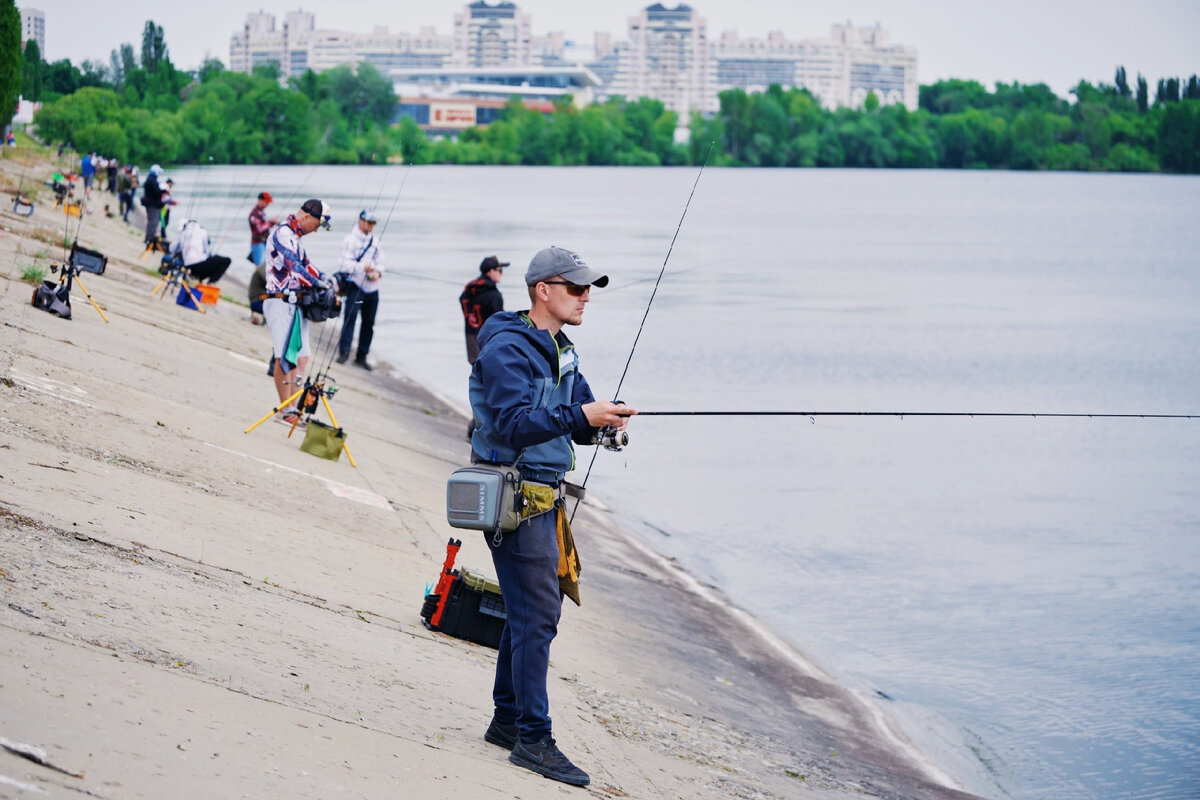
[229,11,452,78]
[453,1,532,67]
[712,22,918,111]
[19,6,45,54]
[608,3,716,117]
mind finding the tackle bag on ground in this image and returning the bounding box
[31,280,71,319]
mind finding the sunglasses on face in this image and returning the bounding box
[543,280,590,296]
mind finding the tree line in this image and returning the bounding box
[7,11,1199,174]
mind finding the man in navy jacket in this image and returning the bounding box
[468,246,634,786]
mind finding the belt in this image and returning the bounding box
[522,470,564,487]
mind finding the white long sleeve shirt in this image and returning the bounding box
[172,221,210,266]
[338,225,385,295]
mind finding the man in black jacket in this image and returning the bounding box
[142,164,164,245]
[460,255,507,364]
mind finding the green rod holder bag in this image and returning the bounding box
[299,419,346,461]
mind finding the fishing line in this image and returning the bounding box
[625,410,1199,420]
[184,153,214,221]
[279,162,321,218]
[370,161,394,215]
[213,163,267,253]
[571,142,715,521]
[378,162,412,236]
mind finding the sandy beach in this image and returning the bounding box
[0,144,982,800]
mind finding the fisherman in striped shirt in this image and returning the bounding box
[262,198,335,424]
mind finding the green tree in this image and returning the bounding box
[1077,102,1113,164]
[717,88,754,162]
[199,58,224,83]
[1155,77,1181,105]
[686,111,724,165]
[252,62,281,82]
[322,62,396,135]
[391,115,429,164]
[141,20,168,73]
[32,86,125,145]
[1136,74,1149,113]
[920,79,990,114]
[41,59,81,98]
[0,0,21,125]
[76,120,128,159]
[1157,100,1200,172]
[1115,66,1130,98]
[1009,110,1062,169]
[21,39,41,101]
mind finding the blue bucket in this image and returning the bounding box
[175,286,202,310]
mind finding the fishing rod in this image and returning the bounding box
[623,411,1199,420]
[570,142,715,521]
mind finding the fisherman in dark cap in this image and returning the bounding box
[261,198,335,425]
[460,255,508,365]
[469,246,636,787]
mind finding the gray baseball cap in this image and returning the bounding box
[524,246,609,288]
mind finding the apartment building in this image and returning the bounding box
[227,4,918,118]
[229,10,452,78]
[602,3,717,116]
[711,22,918,111]
[19,6,45,54]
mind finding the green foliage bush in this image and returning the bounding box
[25,29,1200,175]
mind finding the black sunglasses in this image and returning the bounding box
[542,280,590,296]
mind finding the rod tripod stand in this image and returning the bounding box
[148,254,207,312]
[141,237,169,260]
[49,262,109,323]
[244,375,357,467]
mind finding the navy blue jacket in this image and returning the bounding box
[469,311,597,482]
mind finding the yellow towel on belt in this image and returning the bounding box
[521,485,582,606]
[556,502,581,606]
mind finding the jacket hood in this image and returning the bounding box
[477,310,560,363]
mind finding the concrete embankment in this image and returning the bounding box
[0,145,981,799]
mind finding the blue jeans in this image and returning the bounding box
[488,508,563,743]
[338,283,378,360]
[249,242,266,266]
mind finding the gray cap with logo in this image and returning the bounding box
[524,246,609,287]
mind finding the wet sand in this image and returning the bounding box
[0,145,982,799]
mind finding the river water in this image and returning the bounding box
[177,165,1200,800]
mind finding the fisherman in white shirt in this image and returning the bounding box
[171,219,231,284]
[335,209,385,370]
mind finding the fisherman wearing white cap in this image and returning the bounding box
[335,209,385,370]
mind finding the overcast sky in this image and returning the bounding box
[22,0,1200,98]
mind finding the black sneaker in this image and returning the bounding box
[508,735,590,787]
[353,359,373,371]
[335,352,349,364]
[483,717,518,751]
